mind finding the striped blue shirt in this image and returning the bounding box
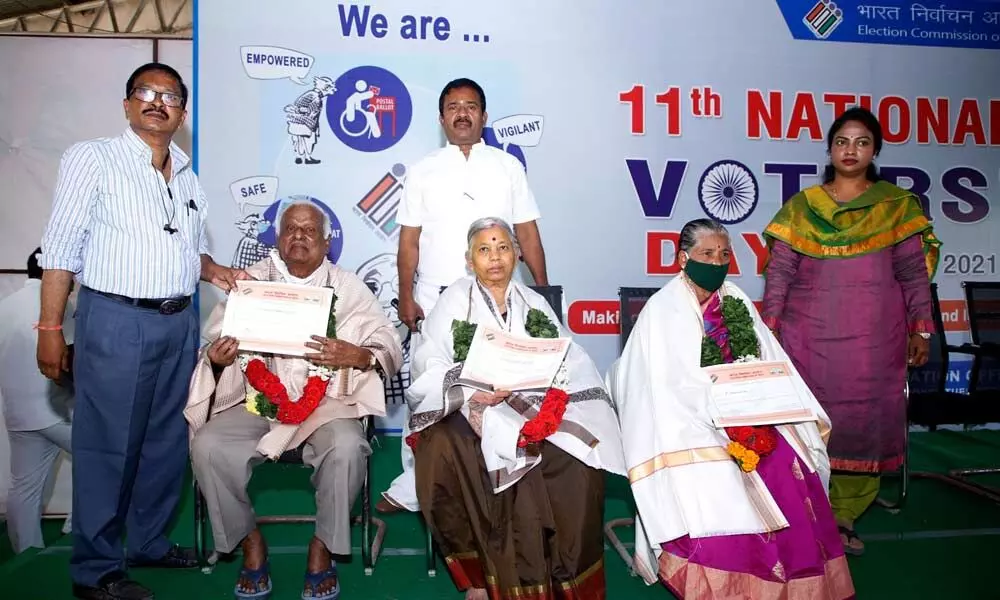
[40,127,209,298]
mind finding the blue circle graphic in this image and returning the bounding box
[326,66,412,153]
[483,126,526,170]
[258,196,345,264]
[697,159,759,225]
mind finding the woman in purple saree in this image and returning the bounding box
[762,107,939,555]
[611,219,855,599]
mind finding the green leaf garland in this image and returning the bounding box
[326,290,338,339]
[252,392,279,419]
[700,296,761,367]
[452,308,559,362]
[452,319,478,362]
[701,337,724,367]
[525,308,559,338]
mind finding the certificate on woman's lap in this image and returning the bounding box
[459,326,571,393]
[704,361,816,427]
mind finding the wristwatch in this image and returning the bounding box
[916,332,931,339]
[366,351,378,371]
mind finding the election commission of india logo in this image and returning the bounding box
[325,66,413,152]
[803,0,843,39]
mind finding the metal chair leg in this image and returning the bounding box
[876,410,910,512]
[193,480,219,573]
[362,459,372,574]
[946,468,1000,503]
[877,382,911,512]
[363,416,387,575]
[193,480,210,569]
[604,518,636,576]
[878,382,1000,508]
[426,526,437,577]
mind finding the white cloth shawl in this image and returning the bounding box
[407,277,626,493]
[607,275,832,585]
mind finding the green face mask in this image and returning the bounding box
[683,256,729,292]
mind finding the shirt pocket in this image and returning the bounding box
[171,178,204,244]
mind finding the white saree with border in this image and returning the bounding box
[608,275,833,585]
[407,276,626,493]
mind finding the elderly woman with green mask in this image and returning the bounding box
[609,219,854,598]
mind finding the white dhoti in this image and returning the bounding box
[191,408,370,555]
[381,279,445,512]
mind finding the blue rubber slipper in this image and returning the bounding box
[301,560,340,600]
[234,560,272,599]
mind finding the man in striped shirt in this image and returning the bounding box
[36,62,246,600]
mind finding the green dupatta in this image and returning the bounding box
[763,180,942,279]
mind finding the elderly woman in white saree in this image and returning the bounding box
[406,217,625,600]
[610,219,855,599]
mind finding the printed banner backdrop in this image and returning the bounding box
[196,0,1000,433]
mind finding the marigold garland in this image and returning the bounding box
[727,441,760,472]
[701,294,775,473]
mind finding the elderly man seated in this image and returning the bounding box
[406,217,625,600]
[185,199,402,600]
[610,218,854,599]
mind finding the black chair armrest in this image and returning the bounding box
[980,342,1000,359]
[945,343,982,357]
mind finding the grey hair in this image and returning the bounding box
[678,218,730,256]
[465,217,520,258]
[276,197,333,240]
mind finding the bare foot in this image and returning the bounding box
[304,536,338,597]
[465,588,488,600]
[237,528,269,594]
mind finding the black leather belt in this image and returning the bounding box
[87,287,191,315]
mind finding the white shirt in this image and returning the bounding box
[40,127,210,299]
[396,140,541,288]
[0,280,75,431]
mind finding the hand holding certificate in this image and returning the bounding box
[704,360,815,428]
[459,325,571,393]
[221,280,333,357]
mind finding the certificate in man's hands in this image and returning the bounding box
[221,280,333,357]
[704,361,815,427]
[459,326,571,393]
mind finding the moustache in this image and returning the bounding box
[453,118,471,126]
[143,109,168,118]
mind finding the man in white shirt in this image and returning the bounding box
[379,78,548,513]
[0,248,74,553]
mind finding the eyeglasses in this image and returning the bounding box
[131,87,184,108]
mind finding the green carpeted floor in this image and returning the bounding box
[2,430,999,599]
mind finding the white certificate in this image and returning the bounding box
[458,325,571,392]
[704,361,815,427]
[221,280,333,357]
